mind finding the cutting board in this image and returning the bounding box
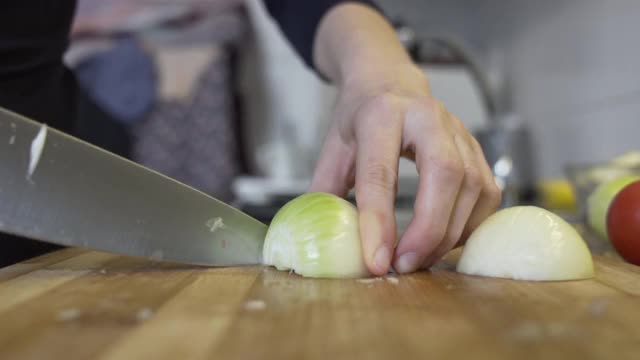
[1,243,639,360]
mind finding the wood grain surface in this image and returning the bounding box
[0,244,639,360]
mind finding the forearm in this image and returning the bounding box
[313,3,421,89]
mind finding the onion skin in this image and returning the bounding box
[262,192,370,279]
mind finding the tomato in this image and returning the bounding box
[607,180,640,265]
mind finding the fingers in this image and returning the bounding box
[313,91,502,276]
[354,95,404,276]
[393,102,464,274]
[309,124,356,197]
[422,119,483,267]
[460,134,503,240]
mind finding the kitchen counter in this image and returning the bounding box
[1,232,639,360]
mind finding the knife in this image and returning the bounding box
[0,107,267,266]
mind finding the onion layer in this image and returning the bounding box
[457,206,594,281]
[263,192,369,278]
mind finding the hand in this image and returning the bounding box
[309,63,502,275]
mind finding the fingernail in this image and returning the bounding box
[395,252,420,274]
[373,246,391,273]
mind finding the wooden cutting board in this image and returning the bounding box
[1,242,639,360]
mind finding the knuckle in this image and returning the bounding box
[361,162,398,193]
[371,92,399,108]
[429,157,464,181]
[361,93,399,119]
[463,168,484,191]
[423,97,445,113]
[354,93,404,131]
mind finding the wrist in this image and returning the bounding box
[314,3,414,84]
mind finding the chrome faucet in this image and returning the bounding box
[402,27,536,207]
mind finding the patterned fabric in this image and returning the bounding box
[70,4,247,200]
[72,0,244,35]
[131,51,240,201]
[74,37,156,125]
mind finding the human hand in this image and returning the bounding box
[309,63,502,275]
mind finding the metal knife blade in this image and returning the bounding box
[0,107,267,266]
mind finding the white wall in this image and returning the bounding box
[507,1,640,177]
[378,0,640,178]
[239,0,337,181]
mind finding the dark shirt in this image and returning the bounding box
[0,0,378,266]
[264,0,379,70]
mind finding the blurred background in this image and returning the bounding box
[64,0,640,226]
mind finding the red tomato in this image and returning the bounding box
[607,180,640,265]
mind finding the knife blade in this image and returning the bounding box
[0,107,267,266]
